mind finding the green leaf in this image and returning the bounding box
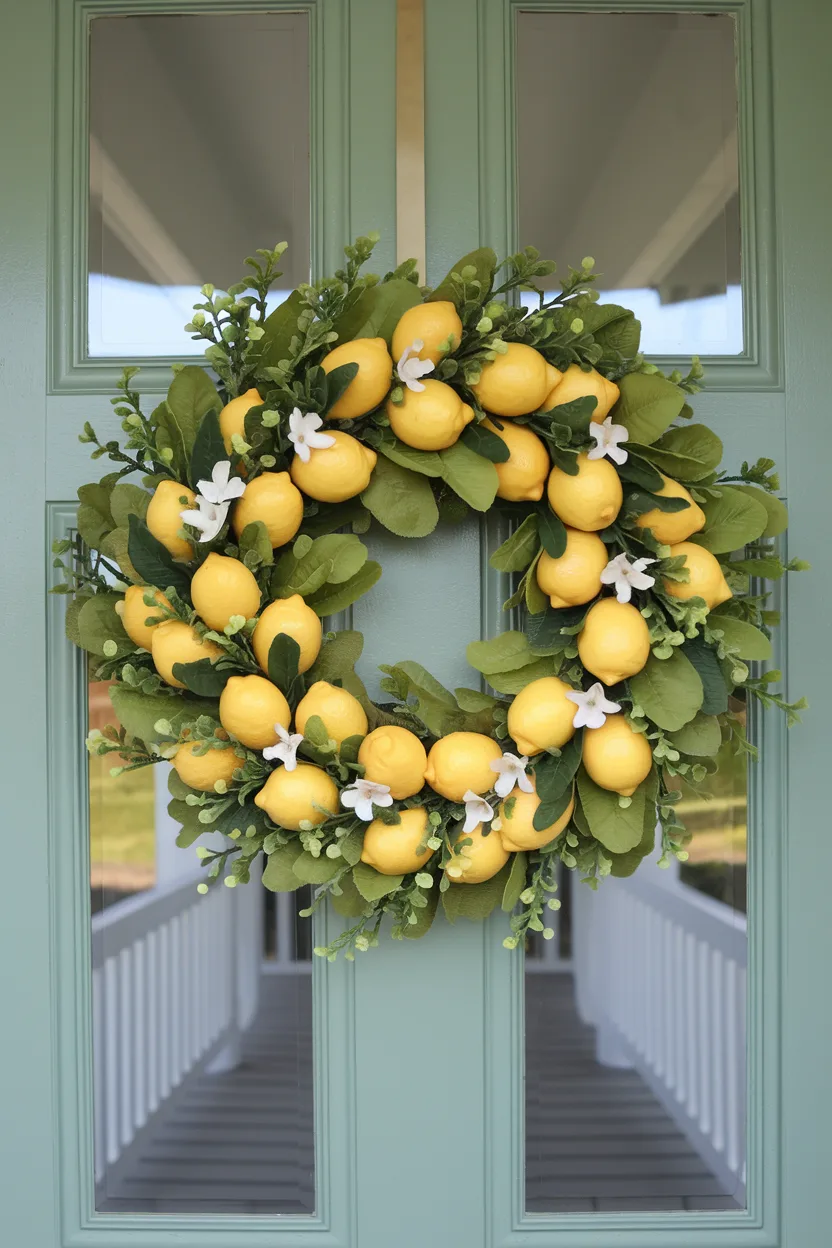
[607,770,658,876]
[75,592,131,656]
[169,800,204,848]
[189,410,228,489]
[537,505,567,558]
[617,454,665,493]
[532,782,574,833]
[305,561,382,616]
[681,637,729,716]
[272,534,368,597]
[171,657,231,697]
[524,550,548,615]
[377,439,444,478]
[262,843,306,892]
[577,767,653,853]
[292,851,340,885]
[381,660,460,736]
[335,279,422,345]
[442,860,511,922]
[692,485,769,554]
[268,633,302,698]
[580,304,641,362]
[635,425,723,483]
[612,372,686,445]
[403,884,439,939]
[428,247,497,306]
[708,611,773,661]
[76,503,114,549]
[489,514,539,572]
[628,651,703,731]
[110,685,219,744]
[454,687,499,713]
[533,735,583,809]
[467,631,533,675]
[254,289,305,372]
[525,605,588,654]
[728,485,789,538]
[361,455,439,537]
[439,440,500,511]
[308,630,365,683]
[127,514,192,597]
[352,861,404,901]
[460,422,511,463]
[501,852,529,911]
[166,366,221,455]
[100,526,143,583]
[485,656,560,694]
[668,712,722,757]
[109,483,151,530]
[541,395,597,435]
[331,872,369,917]
[323,362,360,415]
[625,486,691,516]
[238,520,274,566]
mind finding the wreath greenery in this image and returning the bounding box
[55,235,807,958]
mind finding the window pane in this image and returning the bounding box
[88,13,310,357]
[516,12,742,355]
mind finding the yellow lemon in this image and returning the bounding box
[392,300,463,366]
[547,452,623,531]
[577,599,651,685]
[290,431,377,503]
[219,387,263,454]
[151,620,223,688]
[424,732,502,803]
[499,784,575,852]
[172,742,244,792]
[471,343,562,418]
[146,479,196,560]
[254,762,338,830]
[231,471,304,549]
[191,552,261,633]
[536,528,608,608]
[446,824,510,884]
[543,363,620,420]
[484,417,550,502]
[636,475,706,544]
[582,715,653,796]
[506,676,576,756]
[119,586,171,650]
[386,379,474,451]
[322,337,393,419]
[218,674,291,750]
[295,681,368,748]
[252,594,322,675]
[664,541,732,610]
[361,806,433,875]
[358,726,427,799]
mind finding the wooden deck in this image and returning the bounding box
[98,969,739,1215]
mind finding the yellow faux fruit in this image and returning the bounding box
[322,337,393,420]
[386,379,474,451]
[543,363,620,420]
[190,552,261,632]
[506,676,576,756]
[499,784,575,852]
[252,594,322,675]
[635,475,706,544]
[218,674,291,750]
[290,431,377,503]
[295,681,368,748]
[360,806,433,876]
[470,343,562,418]
[664,541,732,609]
[424,732,502,803]
[146,479,196,560]
[253,762,339,830]
[484,417,550,502]
[219,387,263,454]
[391,301,463,366]
[547,452,623,531]
[536,528,608,608]
[172,742,244,792]
[358,725,427,799]
[582,715,653,796]
[231,471,304,549]
[151,620,223,689]
[577,599,651,685]
[119,585,171,650]
[446,824,509,884]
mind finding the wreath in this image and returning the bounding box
[55,236,807,958]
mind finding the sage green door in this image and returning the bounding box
[2,0,831,1246]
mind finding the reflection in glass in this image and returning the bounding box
[88,13,310,357]
[516,12,742,355]
[89,680,314,1213]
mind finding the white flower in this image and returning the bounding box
[587,415,629,465]
[566,682,622,730]
[397,341,435,393]
[262,723,304,770]
[340,778,393,822]
[287,407,336,463]
[196,460,246,505]
[180,497,229,543]
[490,752,534,799]
[600,552,657,603]
[462,789,494,835]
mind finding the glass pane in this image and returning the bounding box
[88,13,310,357]
[89,679,314,1214]
[516,12,742,355]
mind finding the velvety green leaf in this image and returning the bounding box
[308,630,365,683]
[625,486,691,516]
[403,883,439,938]
[75,592,131,656]
[254,289,306,372]
[76,503,114,549]
[169,799,204,848]
[361,455,439,537]
[629,650,703,731]
[455,687,500,713]
[127,513,192,597]
[168,769,195,801]
[189,410,228,489]
[708,611,773,660]
[489,514,539,572]
[442,860,511,922]
[542,395,597,434]
[532,783,574,832]
[323,362,360,414]
[692,485,769,554]
[110,685,219,744]
[238,520,274,566]
[171,657,231,697]
[537,505,567,558]
[635,424,723,482]
[681,637,730,716]
[335,279,422,345]
[617,454,665,493]
[608,771,658,876]
[728,484,789,538]
[380,661,461,735]
[377,439,444,477]
[439,440,499,511]
[305,561,382,616]
[533,735,583,807]
[576,767,652,853]
[467,631,533,675]
[330,872,369,917]
[460,422,511,462]
[268,633,302,698]
[612,372,686,445]
[100,527,143,584]
[292,851,341,884]
[501,852,529,911]
[525,605,588,654]
[582,304,641,361]
[166,366,221,454]
[109,483,151,530]
[668,712,723,757]
[352,861,404,901]
[428,247,497,306]
[485,656,559,694]
[262,843,306,892]
[272,534,368,597]
[524,550,548,615]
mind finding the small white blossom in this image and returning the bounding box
[462,789,494,835]
[340,778,393,822]
[490,752,534,799]
[587,415,629,465]
[196,460,246,505]
[263,723,304,770]
[397,341,434,392]
[600,552,657,603]
[180,497,229,543]
[566,682,622,730]
[287,407,336,463]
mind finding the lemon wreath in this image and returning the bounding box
[55,236,806,958]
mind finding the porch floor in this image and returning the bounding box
[98,970,740,1215]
